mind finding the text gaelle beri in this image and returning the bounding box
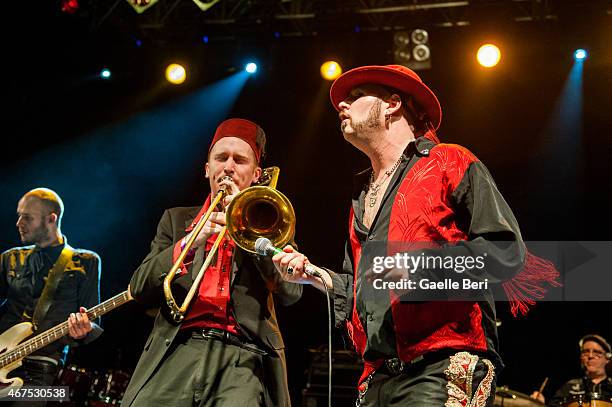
[370,252,489,291]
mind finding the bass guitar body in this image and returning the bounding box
[0,322,35,397]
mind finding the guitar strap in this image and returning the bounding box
[31,245,74,332]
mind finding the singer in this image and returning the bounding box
[271,65,558,406]
[122,118,302,407]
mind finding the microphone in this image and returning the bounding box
[255,237,283,257]
[255,237,321,277]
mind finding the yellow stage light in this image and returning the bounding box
[320,61,342,81]
[165,63,186,84]
[477,44,501,68]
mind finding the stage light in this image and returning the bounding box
[245,63,258,74]
[127,0,159,14]
[394,49,411,65]
[477,44,501,68]
[202,36,209,44]
[413,45,431,62]
[320,61,342,81]
[574,49,587,61]
[394,31,410,48]
[61,0,79,14]
[100,69,111,79]
[165,64,186,85]
[393,29,431,70]
[411,29,429,45]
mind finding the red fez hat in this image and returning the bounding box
[329,64,442,130]
[208,118,266,163]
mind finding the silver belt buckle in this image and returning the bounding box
[201,329,217,340]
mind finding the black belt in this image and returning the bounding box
[190,328,268,356]
[378,350,463,376]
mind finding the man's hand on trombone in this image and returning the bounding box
[187,177,240,248]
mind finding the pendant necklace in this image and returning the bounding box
[367,155,403,207]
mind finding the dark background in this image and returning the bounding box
[1,0,610,404]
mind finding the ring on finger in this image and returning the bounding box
[287,266,294,275]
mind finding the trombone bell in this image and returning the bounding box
[226,186,295,253]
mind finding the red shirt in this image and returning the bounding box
[173,196,239,334]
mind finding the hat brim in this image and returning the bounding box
[330,65,442,130]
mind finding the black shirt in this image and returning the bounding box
[549,376,612,406]
[0,238,102,361]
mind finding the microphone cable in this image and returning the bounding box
[254,237,333,407]
[319,275,332,407]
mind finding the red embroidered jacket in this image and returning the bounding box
[327,136,527,383]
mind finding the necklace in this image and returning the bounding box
[367,155,403,207]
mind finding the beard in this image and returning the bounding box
[20,222,50,245]
[352,99,383,134]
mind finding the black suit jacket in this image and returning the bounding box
[122,206,302,407]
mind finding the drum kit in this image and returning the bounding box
[53,364,132,406]
[494,386,545,407]
[494,386,612,407]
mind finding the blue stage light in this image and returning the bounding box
[202,35,209,44]
[245,62,257,74]
[100,69,111,79]
[574,49,587,61]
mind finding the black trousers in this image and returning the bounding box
[131,332,269,407]
[358,351,496,407]
[6,358,59,407]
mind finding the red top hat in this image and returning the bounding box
[329,64,442,130]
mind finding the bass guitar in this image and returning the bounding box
[0,290,132,397]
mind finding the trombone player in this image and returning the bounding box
[122,118,302,407]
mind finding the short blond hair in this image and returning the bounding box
[23,188,64,227]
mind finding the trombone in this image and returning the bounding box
[163,167,295,322]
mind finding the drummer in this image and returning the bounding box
[531,334,612,406]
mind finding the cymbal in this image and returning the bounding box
[494,386,545,407]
